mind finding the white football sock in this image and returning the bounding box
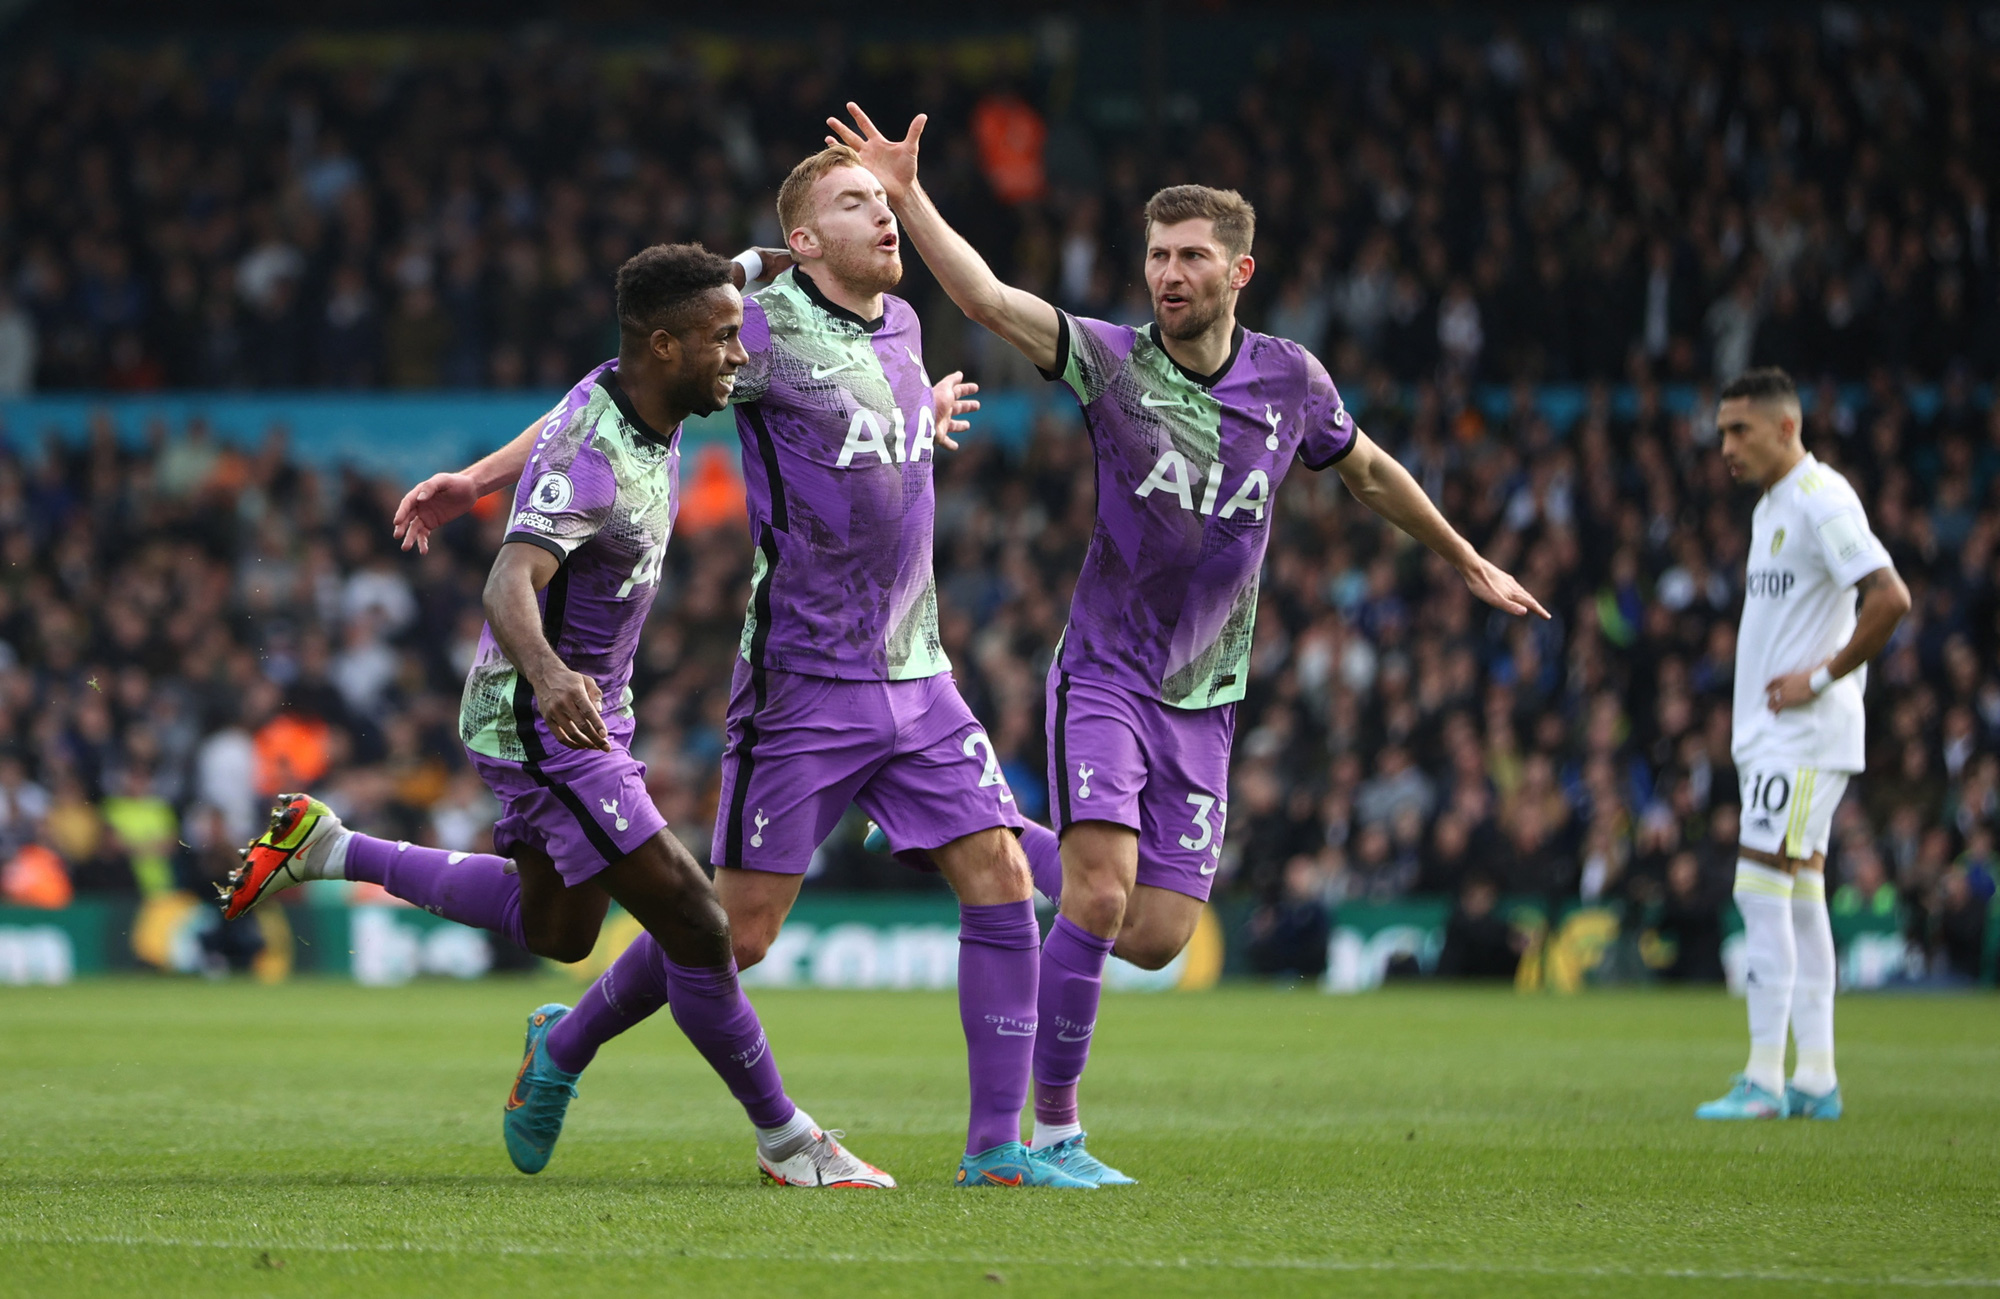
[1032,1120,1083,1149]
[756,1106,817,1159]
[1734,860,1796,1096]
[1789,869,1838,1095]
[303,826,353,880]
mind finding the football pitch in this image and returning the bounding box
[2,980,1994,1297]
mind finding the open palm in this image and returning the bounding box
[826,102,923,203]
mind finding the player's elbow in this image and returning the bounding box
[960,288,1007,332]
[1883,572,1913,619]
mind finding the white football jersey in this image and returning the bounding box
[1732,453,1892,773]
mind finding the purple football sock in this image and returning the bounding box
[1020,822,1064,904]
[343,833,526,948]
[660,954,796,1130]
[544,932,672,1075]
[958,899,1041,1156]
[1033,915,1114,1129]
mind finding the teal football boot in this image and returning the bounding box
[504,1004,581,1173]
[1785,1083,1843,1120]
[956,1141,1095,1188]
[1028,1133,1136,1186]
[1695,1074,1789,1120]
[862,820,890,855]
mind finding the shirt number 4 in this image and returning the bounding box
[617,539,668,598]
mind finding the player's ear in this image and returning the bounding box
[787,225,819,261]
[650,327,678,365]
[1231,253,1255,291]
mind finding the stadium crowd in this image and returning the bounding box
[0,11,1995,980]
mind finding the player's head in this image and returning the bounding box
[1141,185,1256,341]
[615,243,746,416]
[1716,366,1804,488]
[777,144,902,297]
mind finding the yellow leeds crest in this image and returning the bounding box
[1771,527,1785,555]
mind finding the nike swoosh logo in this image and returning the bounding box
[1056,1030,1092,1043]
[995,1027,1036,1037]
[1139,392,1182,408]
[505,1053,532,1110]
[984,1172,1024,1186]
[1200,862,1219,876]
[811,358,862,379]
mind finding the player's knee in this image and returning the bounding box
[732,929,772,970]
[529,927,598,966]
[1115,932,1183,971]
[937,828,1032,902]
[1062,876,1128,937]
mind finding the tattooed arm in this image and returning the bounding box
[1764,565,1912,712]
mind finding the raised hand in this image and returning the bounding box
[1460,555,1551,620]
[393,471,481,555]
[826,102,924,204]
[931,371,979,452]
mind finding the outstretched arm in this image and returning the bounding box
[1335,431,1550,619]
[392,424,538,555]
[1765,565,1911,711]
[828,103,1062,373]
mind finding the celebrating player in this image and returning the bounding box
[221,244,892,1188]
[320,146,1088,1189]
[826,103,1548,1181]
[1696,367,1909,1121]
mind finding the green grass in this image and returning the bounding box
[0,980,1995,1297]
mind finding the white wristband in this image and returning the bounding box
[1808,665,1834,695]
[732,250,765,284]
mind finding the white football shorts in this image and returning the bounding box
[1737,763,1850,860]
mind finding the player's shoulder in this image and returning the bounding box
[538,362,617,447]
[1072,311,1141,344]
[1058,312,1142,391]
[1786,457,1867,517]
[746,272,813,333]
[1240,328,1319,384]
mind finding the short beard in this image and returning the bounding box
[1154,290,1226,341]
[667,367,725,418]
[820,238,903,298]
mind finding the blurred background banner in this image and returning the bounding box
[0,892,1968,995]
[0,2,1994,993]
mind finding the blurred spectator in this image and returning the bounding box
[1832,843,1898,920]
[0,288,36,394]
[1246,855,1331,979]
[1654,851,1725,983]
[2,842,71,908]
[101,766,178,897]
[1929,867,1992,983]
[1435,875,1524,979]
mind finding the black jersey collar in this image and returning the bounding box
[1149,321,1244,388]
[597,367,679,447]
[791,266,886,333]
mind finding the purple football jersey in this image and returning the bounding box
[460,360,681,761]
[726,268,948,681]
[1044,314,1356,708]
